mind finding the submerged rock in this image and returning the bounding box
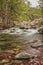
[31,40,43,48]
[13,60,22,64]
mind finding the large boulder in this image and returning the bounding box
[15,49,40,60]
[19,21,29,29]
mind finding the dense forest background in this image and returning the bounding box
[0,0,43,29]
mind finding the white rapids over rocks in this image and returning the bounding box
[1,27,38,35]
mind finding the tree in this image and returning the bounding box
[39,0,43,17]
[0,0,9,28]
[0,0,31,28]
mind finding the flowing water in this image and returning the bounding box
[0,27,43,47]
[0,27,43,65]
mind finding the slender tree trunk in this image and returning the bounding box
[1,0,9,28]
[4,0,8,28]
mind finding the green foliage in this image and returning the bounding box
[0,0,41,23]
[39,0,43,16]
[9,0,30,21]
[0,0,30,22]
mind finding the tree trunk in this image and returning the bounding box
[1,0,9,29]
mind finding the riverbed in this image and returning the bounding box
[0,27,43,65]
[0,27,43,51]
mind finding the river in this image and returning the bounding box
[0,27,43,64]
[0,27,43,47]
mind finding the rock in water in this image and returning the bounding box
[15,52,31,60]
[38,26,43,34]
[15,49,40,60]
[31,40,43,48]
